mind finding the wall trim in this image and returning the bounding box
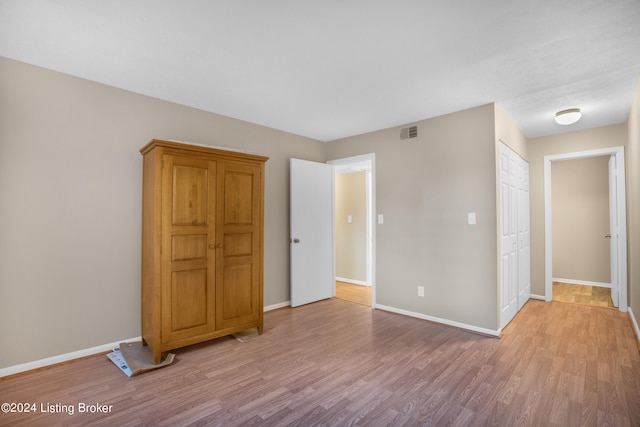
[336,277,369,287]
[375,304,500,337]
[529,294,546,301]
[264,301,290,311]
[0,336,141,379]
[629,307,640,347]
[552,278,612,289]
[544,147,627,311]
[328,153,377,307]
[1,302,292,378]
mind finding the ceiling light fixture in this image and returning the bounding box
[555,108,582,125]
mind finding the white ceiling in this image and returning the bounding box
[1,0,639,142]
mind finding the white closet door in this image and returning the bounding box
[499,145,517,328]
[517,158,531,309]
[499,143,530,329]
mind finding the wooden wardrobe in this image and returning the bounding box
[140,140,268,364]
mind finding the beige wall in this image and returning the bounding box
[528,124,628,296]
[335,172,367,282]
[495,104,528,160]
[328,104,499,330]
[628,77,640,318]
[5,53,635,369]
[0,57,327,368]
[551,157,610,283]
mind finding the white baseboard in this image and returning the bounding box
[264,301,290,311]
[1,303,294,378]
[336,277,369,287]
[629,307,640,344]
[375,304,500,337]
[530,294,546,301]
[552,278,611,289]
[0,336,141,378]
[11,296,591,378]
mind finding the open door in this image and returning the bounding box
[290,158,334,307]
[608,155,619,307]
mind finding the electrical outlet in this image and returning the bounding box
[418,286,424,297]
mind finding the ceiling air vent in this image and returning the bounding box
[400,125,418,140]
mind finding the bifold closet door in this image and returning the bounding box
[499,143,530,329]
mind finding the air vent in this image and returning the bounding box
[400,125,418,140]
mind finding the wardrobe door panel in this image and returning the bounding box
[216,161,262,329]
[223,171,254,225]
[161,155,217,343]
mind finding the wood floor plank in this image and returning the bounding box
[553,281,615,307]
[1,298,639,426]
[336,281,372,306]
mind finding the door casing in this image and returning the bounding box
[328,153,376,307]
[543,146,628,311]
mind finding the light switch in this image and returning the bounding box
[468,212,476,225]
[378,214,384,224]
[347,215,353,223]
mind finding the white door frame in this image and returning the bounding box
[328,153,376,308]
[543,146,627,311]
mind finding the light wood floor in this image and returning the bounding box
[336,281,371,306]
[553,281,615,308]
[1,299,639,426]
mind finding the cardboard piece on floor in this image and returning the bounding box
[106,342,175,377]
[231,327,260,343]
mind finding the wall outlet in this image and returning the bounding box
[417,286,424,297]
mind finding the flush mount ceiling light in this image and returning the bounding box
[555,108,582,125]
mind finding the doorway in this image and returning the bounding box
[328,154,375,308]
[543,147,628,311]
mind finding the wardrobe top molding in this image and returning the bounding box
[140,139,269,163]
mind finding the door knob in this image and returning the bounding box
[291,238,300,243]
[604,234,612,238]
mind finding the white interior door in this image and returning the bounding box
[608,155,619,307]
[517,158,531,309]
[499,144,518,328]
[290,158,334,307]
[499,143,530,329]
